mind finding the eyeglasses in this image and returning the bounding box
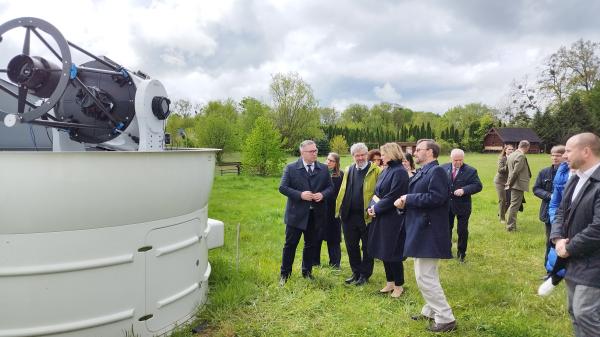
[303,149,318,154]
[414,147,429,152]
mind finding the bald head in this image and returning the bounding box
[564,132,600,171]
[572,133,600,156]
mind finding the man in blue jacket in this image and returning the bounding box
[441,149,482,263]
[533,145,565,267]
[279,140,333,285]
[395,139,456,333]
[550,133,600,337]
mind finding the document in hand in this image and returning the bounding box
[368,195,380,209]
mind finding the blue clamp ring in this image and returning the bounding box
[69,64,78,79]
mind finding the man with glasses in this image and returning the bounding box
[395,139,456,332]
[279,140,333,285]
[533,145,565,268]
[336,143,381,285]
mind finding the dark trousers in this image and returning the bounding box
[449,209,470,257]
[383,261,404,286]
[342,212,373,278]
[314,239,341,267]
[280,211,317,276]
[543,221,552,267]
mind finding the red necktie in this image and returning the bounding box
[452,167,457,180]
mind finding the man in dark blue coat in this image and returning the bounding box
[278,140,333,285]
[551,133,600,337]
[395,139,456,333]
[441,149,482,262]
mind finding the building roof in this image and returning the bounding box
[489,127,542,143]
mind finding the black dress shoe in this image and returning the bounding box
[354,276,368,286]
[345,273,358,284]
[411,314,434,321]
[427,320,457,332]
[279,274,289,286]
[457,253,465,263]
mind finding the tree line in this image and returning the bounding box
[166,38,600,175]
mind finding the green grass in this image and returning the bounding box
[172,153,573,337]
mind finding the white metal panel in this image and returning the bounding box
[0,225,145,336]
[145,218,209,333]
[0,150,217,234]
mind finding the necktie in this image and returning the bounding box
[307,164,313,174]
[452,167,457,180]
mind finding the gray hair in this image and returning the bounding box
[518,140,530,149]
[350,142,368,155]
[299,140,316,152]
[450,148,465,158]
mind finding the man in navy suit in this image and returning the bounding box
[395,139,456,333]
[441,149,482,263]
[279,140,333,285]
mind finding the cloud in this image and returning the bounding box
[3,0,600,114]
[374,82,402,102]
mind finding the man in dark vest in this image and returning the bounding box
[441,148,482,263]
[336,142,381,285]
[279,140,333,285]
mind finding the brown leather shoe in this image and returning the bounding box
[427,320,457,332]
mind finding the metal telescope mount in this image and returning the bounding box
[0,17,171,151]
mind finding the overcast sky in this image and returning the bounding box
[2,0,600,114]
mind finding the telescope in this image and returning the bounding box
[0,17,223,337]
[0,17,170,151]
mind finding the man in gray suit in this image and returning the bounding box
[551,132,600,337]
[505,140,532,231]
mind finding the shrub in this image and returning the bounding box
[330,135,349,154]
[242,116,286,176]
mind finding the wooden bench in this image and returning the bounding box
[218,161,242,175]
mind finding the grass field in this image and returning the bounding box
[173,153,573,337]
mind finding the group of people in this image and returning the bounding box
[493,133,600,337]
[278,133,600,336]
[278,139,482,332]
[530,133,600,337]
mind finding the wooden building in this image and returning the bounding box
[483,127,542,153]
[397,141,417,154]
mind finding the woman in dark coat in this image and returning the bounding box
[314,152,344,268]
[367,143,409,298]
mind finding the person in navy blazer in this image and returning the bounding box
[440,149,482,262]
[278,140,333,285]
[394,139,456,333]
[367,142,409,298]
